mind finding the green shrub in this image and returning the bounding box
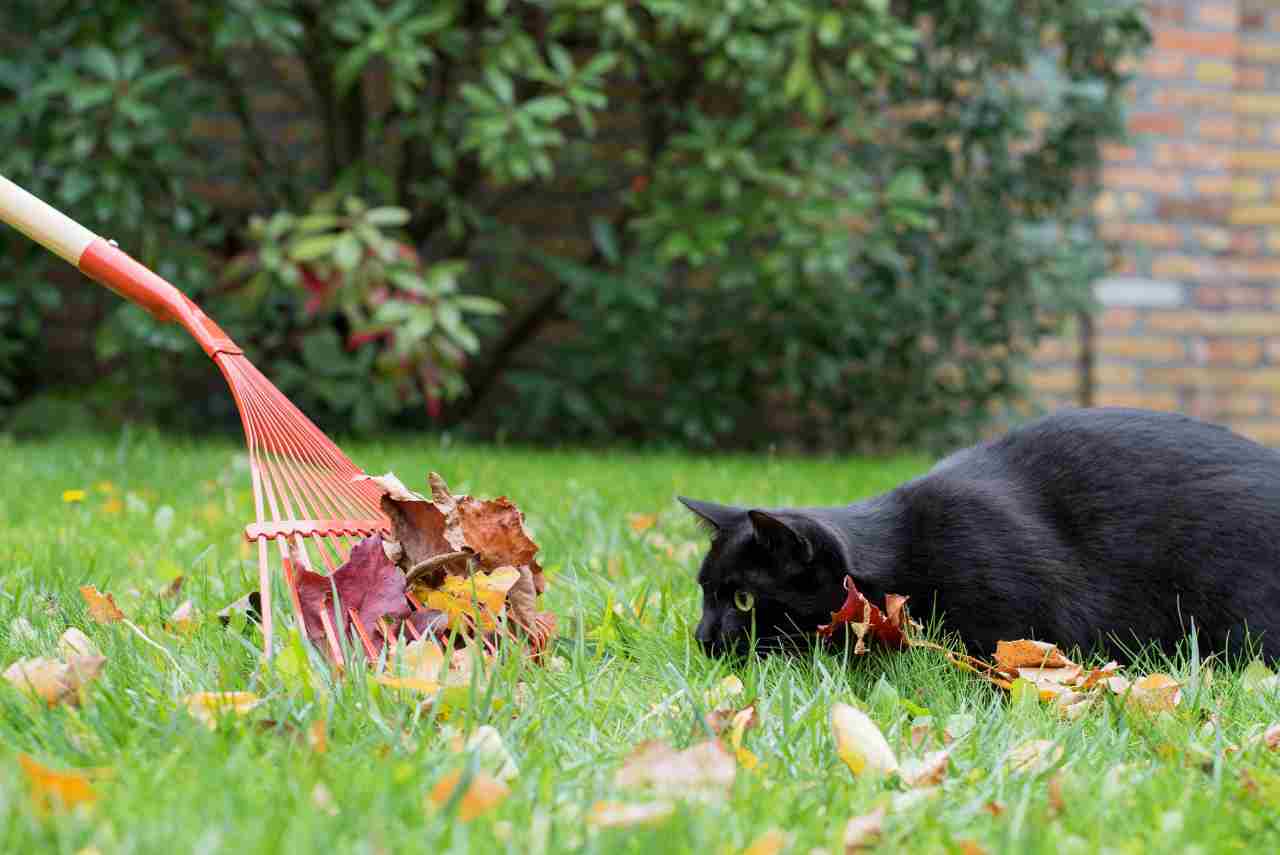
[0,1,1147,448]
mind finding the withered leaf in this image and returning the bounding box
[421,566,519,632]
[295,536,410,652]
[742,829,791,855]
[19,754,98,813]
[158,576,185,599]
[831,703,898,776]
[428,769,509,820]
[817,576,909,652]
[4,655,104,707]
[167,600,196,636]
[357,473,458,584]
[615,739,736,801]
[993,640,1071,670]
[58,628,99,659]
[588,800,675,828]
[79,586,124,623]
[433,472,541,577]
[843,807,886,853]
[899,748,952,788]
[1124,673,1182,713]
[183,691,262,728]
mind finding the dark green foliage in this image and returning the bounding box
[0,1,1147,447]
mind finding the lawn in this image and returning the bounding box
[2,432,1279,853]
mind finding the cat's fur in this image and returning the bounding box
[683,408,1280,662]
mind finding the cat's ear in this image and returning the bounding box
[748,510,814,564]
[678,497,743,533]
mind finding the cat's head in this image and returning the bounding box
[679,497,852,656]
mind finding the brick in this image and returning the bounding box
[1196,285,1273,307]
[1147,4,1186,26]
[1241,11,1267,31]
[1098,223,1182,248]
[1193,175,1234,195]
[1146,366,1280,389]
[1156,197,1230,222]
[1032,337,1078,363]
[1192,227,1233,252]
[1103,167,1185,195]
[1266,339,1280,362]
[1100,308,1140,332]
[1234,232,1264,256]
[1097,337,1185,361]
[1229,258,1280,279]
[1230,206,1280,225]
[1154,142,1231,169]
[1194,60,1235,85]
[1151,255,1222,279]
[1198,116,1237,141]
[1129,112,1184,136]
[1143,52,1188,79]
[1240,41,1280,63]
[1154,30,1238,57]
[1147,312,1279,336]
[1101,143,1137,162]
[1195,2,1238,28]
[1096,363,1138,386]
[1095,390,1181,411]
[1193,338,1264,366]
[1231,149,1280,171]
[1155,88,1233,112]
[1030,368,1078,394]
[1264,229,1280,253]
[1238,66,1269,89]
[1233,177,1266,200]
[1234,94,1280,115]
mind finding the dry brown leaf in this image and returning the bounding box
[158,576,185,599]
[957,841,989,855]
[742,828,791,855]
[615,740,736,801]
[994,640,1071,670]
[1078,661,1120,690]
[19,754,97,813]
[843,807,886,853]
[1006,739,1063,775]
[587,801,675,829]
[627,513,658,533]
[899,748,951,788]
[1264,723,1280,750]
[1126,674,1181,713]
[183,691,262,728]
[79,586,124,623]
[983,801,1006,817]
[58,628,99,659]
[4,655,104,707]
[428,769,509,820]
[831,703,898,777]
[360,473,459,585]
[1047,773,1066,816]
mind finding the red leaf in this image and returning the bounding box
[295,536,410,654]
[816,576,909,651]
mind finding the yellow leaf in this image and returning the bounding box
[94,481,115,494]
[830,703,898,776]
[743,828,791,855]
[588,800,675,828]
[421,566,520,631]
[1006,739,1063,775]
[994,639,1072,670]
[704,674,745,709]
[843,807,886,852]
[79,586,124,624]
[401,637,446,680]
[166,600,197,636]
[428,770,509,820]
[182,691,262,728]
[375,675,441,698]
[61,489,86,504]
[19,754,97,813]
[100,497,123,515]
[1126,673,1181,713]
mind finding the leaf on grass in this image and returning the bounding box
[993,639,1071,670]
[1263,723,1280,750]
[627,513,658,533]
[402,636,446,679]
[308,720,328,754]
[183,691,262,728]
[729,706,760,769]
[428,769,509,820]
[899,748,951,788]
[1242,659,1279,693]
[422,566,520,631]
[158,576,185,599]
[615,740,736,801]
[588,800,675,828]
[817,576,910,653]
[295,536,410,652]
[375,675,442,697]
[448,725,520,782]
[1124,673,1181,713]
[1047,773,1066,816]
[166,600,196,636]
[11,616,37,644]
[843,807,886,853]
[743,828,791,855]
[58,628,99,659]
[79,586,123,623]
[1006,739,1063,776]
[831,703,898,776]
[4,655,104,706]
[19,754,97,813]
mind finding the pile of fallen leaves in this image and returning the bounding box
[279,472,554,666]
[818,575,1186,718]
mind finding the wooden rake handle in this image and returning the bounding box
[0,174,240,358]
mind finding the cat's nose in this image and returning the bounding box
[695,614,721,655]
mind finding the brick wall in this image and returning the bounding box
[1031,0,1280,444]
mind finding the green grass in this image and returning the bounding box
[3,431,1280,853]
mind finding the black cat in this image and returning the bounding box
[682,408,1280,663]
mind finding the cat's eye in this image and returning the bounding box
[733,590,754,612]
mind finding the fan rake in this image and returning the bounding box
[0,174,395,656]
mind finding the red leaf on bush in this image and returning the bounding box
[816,576,910,652]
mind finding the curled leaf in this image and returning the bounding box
[79,586,124,623]
[994,640,1071,670]
[817,576,909,652]
[830,703,898,776]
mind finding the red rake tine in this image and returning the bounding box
[348,608,380,662]
[0,176,394,659]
